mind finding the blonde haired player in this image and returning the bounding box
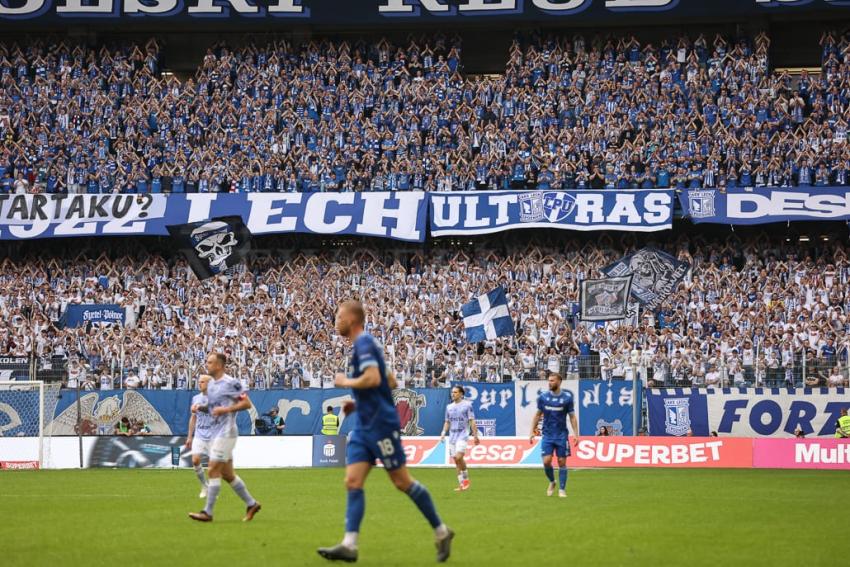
[185,374,212,498]
[439,385,480,491]
[188,353,261,522]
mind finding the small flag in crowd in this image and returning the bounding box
[167,216,252,280]
[461,286,515,343]
[579,276,633,322]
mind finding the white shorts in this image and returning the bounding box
[210,436,237,462]
[191,437,211,457]
[449,438,469,457]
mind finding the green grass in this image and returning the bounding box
[0,468,847,566]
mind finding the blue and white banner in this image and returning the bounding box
[462,287,515,343]
[3,0,847,25]
[0,193,428,242]
[707,387,850,437]
[679,188,850,225]
[455,381,516,436]
[647,388,711,437]
[58,304,125,328]
[648,387,850,437]
[579,380,640,436]
[430,190,674,236]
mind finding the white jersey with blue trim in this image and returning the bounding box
[205,373,246,439]
[191,392,214,441]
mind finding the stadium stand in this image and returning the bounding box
[2,231,848,390]
[0,30,849,193]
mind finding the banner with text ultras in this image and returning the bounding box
[679,188,850,225]
[430,190,673,236]
[0,193,428,242]
[648,388,850,437]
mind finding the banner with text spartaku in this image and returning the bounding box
[0,193,429,242]
[429,190,673,236]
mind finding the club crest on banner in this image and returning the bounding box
[519,192,545,222]
[519,192,577,223]
[542,192,577,222]
[688,190,716,219]
[664,398,691,436]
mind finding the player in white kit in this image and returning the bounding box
[439,385,480,491]
[188,353,261,523]
[185,374,212,498]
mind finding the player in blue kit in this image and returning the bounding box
[317,300,454,563]
[529,373,579,498]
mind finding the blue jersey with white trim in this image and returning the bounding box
[537,390,575,441]
[348,332,399,431]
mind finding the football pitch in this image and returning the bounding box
[1,468,846,567]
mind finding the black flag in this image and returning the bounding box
[579,276,633,322]
[167,216,251,280]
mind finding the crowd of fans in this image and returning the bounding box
[1,29,850,193]
[1,233,848,390]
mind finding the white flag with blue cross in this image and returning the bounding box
[461,286,515,343]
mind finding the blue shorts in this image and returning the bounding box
[541,436,570,459]
[347,428,407,471]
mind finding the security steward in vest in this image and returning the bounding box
[836,408,850,438]
[321,405,340,435]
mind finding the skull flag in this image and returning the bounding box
[167,216,252,280]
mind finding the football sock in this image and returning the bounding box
[461,470,469,481]
[457,473,464,485]
[342,532,359,548]
[345,488,365,533]
[229,476,257,507]
[203,478,221,516]
[194,465,207,488]
[544,466,555,483]
[559,467,568,490]
[406,481,442,529]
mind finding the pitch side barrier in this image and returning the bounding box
[1,436,848,470]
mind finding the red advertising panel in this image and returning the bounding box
[568,437,753,468]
